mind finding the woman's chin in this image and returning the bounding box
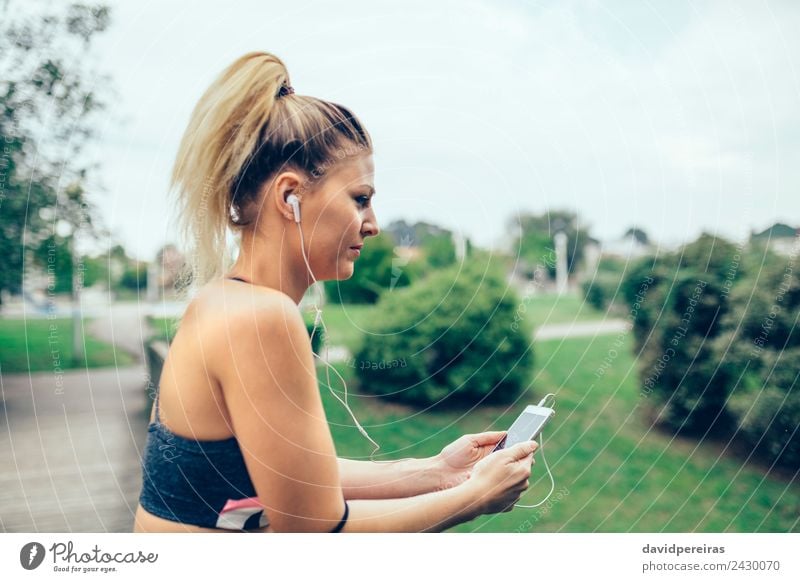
[334,262,355,281]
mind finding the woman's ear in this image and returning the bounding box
[270,171,305,220]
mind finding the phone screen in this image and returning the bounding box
[493,409,552,452]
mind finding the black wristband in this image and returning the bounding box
[329,500,349,533]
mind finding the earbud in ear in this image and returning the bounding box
[286,194,301,223]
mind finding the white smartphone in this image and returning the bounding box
[492,405,555,452]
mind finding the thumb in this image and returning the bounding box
[506,440,538,460]
[470,431,508,447]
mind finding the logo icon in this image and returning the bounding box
[20,542,46,570]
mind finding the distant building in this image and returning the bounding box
[750,223,799,256]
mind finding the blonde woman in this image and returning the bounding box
[133,52,538,533]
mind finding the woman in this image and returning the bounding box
[133,51,538,533]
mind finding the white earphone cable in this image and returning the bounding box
[295,218,407,463]
[514,392,557,508]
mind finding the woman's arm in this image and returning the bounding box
[337,432,509,499]
[342,479,483,532]
[337,456,449,499]
[339,440,537,532]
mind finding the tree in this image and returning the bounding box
[511,210,591,278]
[624,226,650,245]
[0,2,112,302]
[422,232,456,268]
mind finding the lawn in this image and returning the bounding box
[319,335,799,533]
[0,317,134,373]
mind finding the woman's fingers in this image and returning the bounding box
[469,431,507,447]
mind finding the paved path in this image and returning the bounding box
[86,302,153,363]
[0,366,150,532]
[533,319,630,341]
[0,303,154,532]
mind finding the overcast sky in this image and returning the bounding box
[82,0,800,261]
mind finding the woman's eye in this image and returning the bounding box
[355,195,370,208]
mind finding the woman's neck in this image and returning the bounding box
[228,224,314,305]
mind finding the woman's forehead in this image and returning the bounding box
[328,154,374,187]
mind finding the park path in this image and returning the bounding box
[533,319,630,341]
[0,303,152,532]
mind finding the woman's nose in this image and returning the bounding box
[361,211,380,238]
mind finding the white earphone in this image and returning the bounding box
[287,193,301,223]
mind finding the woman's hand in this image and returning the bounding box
[464,440,538,515]
[434,431,508,490]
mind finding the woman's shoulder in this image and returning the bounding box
[178,280,313,387]
[182,279,303,338]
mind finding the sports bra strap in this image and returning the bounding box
[153,385,162,423]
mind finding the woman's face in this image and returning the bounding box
[297,153,379,281]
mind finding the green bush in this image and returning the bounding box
[305,317,325,355]
[354,259,534,408]
[582,257,635,311]
[640,273,734,433]
[324,233,411,304]
[714,256,800,469]
[582,272,622,312]
[622,235,742,435]
[622,233,800,469]
[119,263,148,291]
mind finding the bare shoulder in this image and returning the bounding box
[181,280,310,372]
[185,280,302,333]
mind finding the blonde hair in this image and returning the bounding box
[170,51,372,291]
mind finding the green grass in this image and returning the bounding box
[319,334,799,533]
[314,303,382,353]
[515,291,608,326]
[148,317,179,344]
[0,317,134,373]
